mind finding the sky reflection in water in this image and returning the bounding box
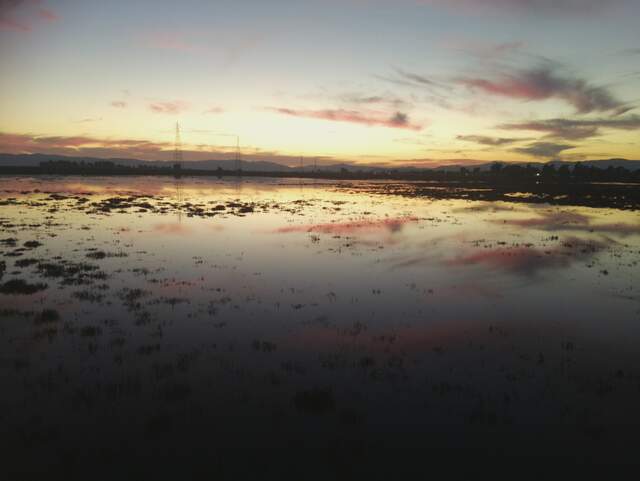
[1,175,640,476]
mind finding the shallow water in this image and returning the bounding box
[1,175,640,478]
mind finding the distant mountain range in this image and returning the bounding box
[0,153,289,172]
[1,153,639,172]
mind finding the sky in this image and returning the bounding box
[1,0,639,167]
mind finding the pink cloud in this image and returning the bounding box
[267,107,422,130]
[149,100,190,114]
[203,107,224,114]
[0,17,30,31]
[456,65,623,114]
[0,1,59,32]
[37,7,58,22]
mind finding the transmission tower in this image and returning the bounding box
[235,135,242,172]
[173,121,183,169]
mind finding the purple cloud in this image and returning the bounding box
[0,0,59,32]
[267,107,423,130]
[457,64,624,114]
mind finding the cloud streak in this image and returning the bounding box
[513,141,574,158]
[456,135,523,146]
[457,64,624,114]
[266,107,422,130]
[499,115,640,140]
[149,100,190,114]
[0,0,58,32]
[203,106,224,114]
[419,0,630,16]
[142,32,199,52]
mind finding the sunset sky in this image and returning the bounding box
[1,0,639,167]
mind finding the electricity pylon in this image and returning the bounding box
[173,121,183,169]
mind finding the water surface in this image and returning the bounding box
[1,175,639,478]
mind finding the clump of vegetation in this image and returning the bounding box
[73,290,104,303]
[0,279,48,295]
[36,260,105,285]
[14,258,39,268]
[23,240,43,249]
[0,308,33,318]
[34,308,60,324]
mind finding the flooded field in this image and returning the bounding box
[1,175,640,479]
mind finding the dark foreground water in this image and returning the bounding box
[1,176,639,479]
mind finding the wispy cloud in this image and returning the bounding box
[140,29,263,68]
[456,63,624,114]
[0,132,171,158]
[36,7,57,21]
[72,117,102,124]
[456,135,523,146]
[110,101,127,108]
[442,38,525,59]
[149,100,190,114]
[143,32,199,52]
[499,115,640,140]
[419,0,629,17]
[337,92,409,109]
[266,107,422,130]
[0,0,59,32]
[620,48,640,56]
[513,141,574,158]
[203,106,224,114]
[393,68,443,89]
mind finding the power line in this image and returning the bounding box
[173,121,183,168]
